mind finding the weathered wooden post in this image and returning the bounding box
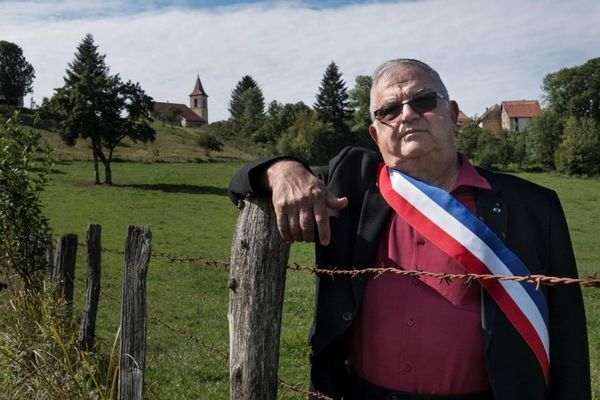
[45,233,54,281]
[77,224,102,351]
[52,233,78,305]
[118,225,151,400]
[228,197,290,400]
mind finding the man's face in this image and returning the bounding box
[369,65,458,169]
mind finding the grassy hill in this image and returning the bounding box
[34,120,254,164]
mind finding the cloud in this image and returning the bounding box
[1,0,599,121]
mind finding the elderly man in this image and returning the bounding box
[228,59,590,400]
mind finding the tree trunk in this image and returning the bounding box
[104,162,112,185]
[92,147,100,185]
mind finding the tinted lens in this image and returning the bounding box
[374,92,440,123]
[376,104,403,122]
[408,94,438,113]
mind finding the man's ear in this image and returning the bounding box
[449,100,459,125]
[369,124,379,144]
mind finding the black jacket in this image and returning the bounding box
[229,146,590,400]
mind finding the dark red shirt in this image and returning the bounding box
[350,155,492,394]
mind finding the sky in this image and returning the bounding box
[1,0,599,122]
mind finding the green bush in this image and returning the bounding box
[555,117,600,176]
[0,112,53,290]
[196,131,223,156]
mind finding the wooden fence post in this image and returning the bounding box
[52,233,78,305]
[77,224,101,351]
[228,197,290,400]
[118,225,152,400]
[46,233,54,281]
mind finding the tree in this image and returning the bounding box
[555,117,600,176]
[349,75,372,133]
[525,111,564,169]
[0,41,35,106]
[158,106,183,125]
[314,61,352,137]
[196,131,223,156]
[0,113,53,291]
[277,109,337,164]
[228,75,264,120]
[239,86,265,136]
[252,101,310,144]
[40,34,155,184]
[543,57,600,124]
[455,120,484,160]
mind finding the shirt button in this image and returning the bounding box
[416,238,426,246]
[407,319,415,327]
[342,311,353,322]
[403,363,412,373]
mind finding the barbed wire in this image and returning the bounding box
[289,264,600,288]
[76,243,600,288]
[278,379,334,400]
[148,312,230,360]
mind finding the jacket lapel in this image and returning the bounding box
[475,175,507,348]
[350,185,392,301]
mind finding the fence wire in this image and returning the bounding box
[95,244,600,288]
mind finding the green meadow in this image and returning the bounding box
[6,121,598,398]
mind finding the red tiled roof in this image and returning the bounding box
[190,75,208,97]
[153,102,205,122]
[501,100,541,118]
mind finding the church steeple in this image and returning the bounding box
[189,75,208,123]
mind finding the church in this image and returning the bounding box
[153,75,208,128]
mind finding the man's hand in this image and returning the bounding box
[265,160,348,246]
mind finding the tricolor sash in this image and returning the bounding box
[378,164,550,384]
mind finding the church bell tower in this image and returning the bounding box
[189,75,208,123]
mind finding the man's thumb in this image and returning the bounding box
[327,193,348,209]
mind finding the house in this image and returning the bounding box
[153,75,208,128]
[500,100,541,133]
[0,91,24,108]
[457,110,472,127]
[478,104,502,133]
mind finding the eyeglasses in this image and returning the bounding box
[373,92,446,123]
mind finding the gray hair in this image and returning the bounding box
[369,59,449,121]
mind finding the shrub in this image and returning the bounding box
[0,112,53,290]
[555,117,600,176]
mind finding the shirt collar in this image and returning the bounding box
[450,153,491,192]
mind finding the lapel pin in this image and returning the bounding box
[492,202,502,213]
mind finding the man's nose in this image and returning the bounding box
[400,103,420,122]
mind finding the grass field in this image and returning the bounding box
[2,118,598,399]
[31,158,600,399]
[37,159,316,399]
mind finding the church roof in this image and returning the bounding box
[190,75,208,97]
[153,101,205,122]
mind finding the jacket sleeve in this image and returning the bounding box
[547,191,591,399]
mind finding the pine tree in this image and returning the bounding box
[228,75,264,120]
[314,61,352,136]
[40,34,155,184]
